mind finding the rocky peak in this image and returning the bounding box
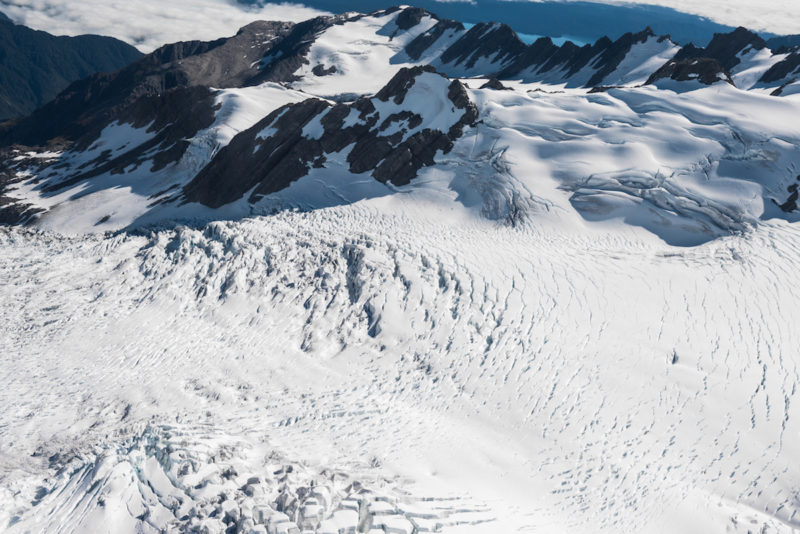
[760,50,800,84]
[674,26,767,72]
[395,6,435,30]
[646,57,734,86]
[405,18,465,61]
[375,65,438,104]
[439,22,527,69]
[183,66,478,208]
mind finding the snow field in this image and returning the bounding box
[1,199,799,532]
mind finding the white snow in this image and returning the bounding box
[731,47,790,90]
[1,194,799,533]
[2,10,800,534]
[290,10,439,99]
[601,35,681,86]
[3,83,312,234]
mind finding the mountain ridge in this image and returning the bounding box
[1,6,799,243]
[0,12,143,120]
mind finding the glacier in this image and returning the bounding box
[1,6,800,534]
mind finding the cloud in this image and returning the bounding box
[515,0,800,36]
[0,0,329,52]
[2,0,798,56]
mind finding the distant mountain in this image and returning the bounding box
[766,34,800,50]
[0,12,142,120]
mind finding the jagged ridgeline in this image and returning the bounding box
[1,6,800,232]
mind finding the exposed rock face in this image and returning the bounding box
[760,51,800,84]
[184,66,478,208]
[0,20,303,149]
[254,17,337,84]
[779,178,800,213]
[0,160,42,225]
[405,18,464,61]
[439,23,527,70]
[585,28,655,86]
[395,6,428,30]
[672,27,766,72]
[497,28,657,86]
[0,16,142,121]
[646,58,734,86]
[644,26,767,88]
[480,78,512,90]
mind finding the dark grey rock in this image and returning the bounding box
[395,7,428,30]
[183,67,479,207]
[646,57,734,86]
[673,27,766,72]
[439,22,526,70]
[761,51,800,84]
[405,19,464,61]
[480,78,512,90]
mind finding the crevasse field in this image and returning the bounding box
[1,7,800,534]
[3,193,799,534]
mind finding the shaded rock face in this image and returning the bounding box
[646,58,733,86]
[779,177,800,213]
[673,27,766,72]
[255,17,337,84]
[405,18,464,61]
[395,7,429,30]
[497,28,656,86]
[0,163,43,225]
[0,16,142,121]
[480,78,512,90]
[585,28,655,86]
[644,26,768,88]
[184,67,478,208]
[439,23,528,70]
[760,51,800,84]
[0,20,304,149]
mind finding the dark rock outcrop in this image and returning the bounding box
[480,78,512,90]
[779,179,800,212]
[439,22,527,70]
[673,27,766,72]
[405,19,464,61]
[646,57,734,86]
[184,67,478,208]
[585,28,655,86]
[760,51,800,84]
[395,7,428,30]
[493,27,658,88]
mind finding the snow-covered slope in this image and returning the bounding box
[2,200,799,534]
[2,8,800,241]
[2,6,800,534]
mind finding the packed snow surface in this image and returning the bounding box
[2,7,800,534]
[1,197,799,533]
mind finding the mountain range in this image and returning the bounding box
[2,6,800,534]
[0,11,142,120]
[1,6,799,243]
